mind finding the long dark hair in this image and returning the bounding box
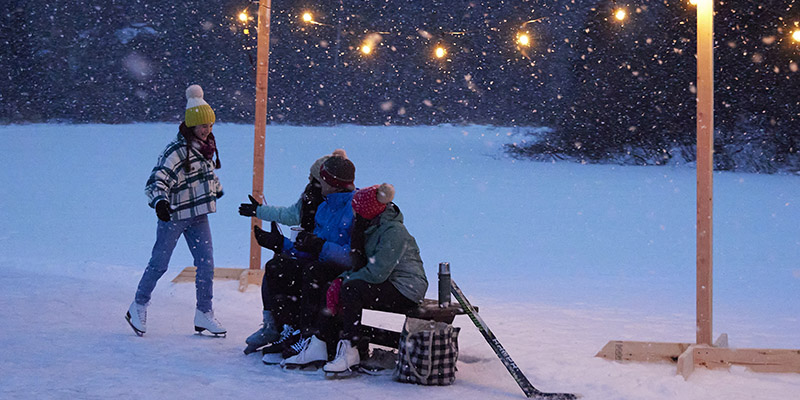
[178,122,221,172]
[349,214,370,270]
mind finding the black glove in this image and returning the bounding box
[350,248,368,271]
[254,222,283,252]
[294,231,325,256]
[239,194,260,217]
[155,200,172,222]
[217,190,224,199]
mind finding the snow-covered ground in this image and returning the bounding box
[1,123,798,399]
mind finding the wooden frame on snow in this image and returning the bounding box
[596,1,800,378]
[172,267,263,292]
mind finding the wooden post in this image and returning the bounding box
[594,2,800,379]
[696,0,714,346]
[249,0,272,271]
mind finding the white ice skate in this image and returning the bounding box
[281,335,327,371]
[194,309,226,337]
[323,339,360,379]
[125,301,147,336]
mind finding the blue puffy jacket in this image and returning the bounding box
[281,190,354,266]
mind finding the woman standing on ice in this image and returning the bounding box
[125,84,226,337]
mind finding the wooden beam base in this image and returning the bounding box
[595,340,693,363]
[597,336,800,378]
[171,267,264,292]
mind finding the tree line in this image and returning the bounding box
[2,0,799,172]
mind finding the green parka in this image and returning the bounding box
[342,204,428,303]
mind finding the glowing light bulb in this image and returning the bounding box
[238,12,248,23]
[517,33,531,46]
[689,0,698,5]
[615,9,627,21]
[793,29,800,42]
[302,12,313,23]
[435,46,446,58]
[361,45,372,55]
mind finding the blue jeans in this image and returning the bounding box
[135,215,215,312]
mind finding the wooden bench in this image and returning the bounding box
[360,299,475,349]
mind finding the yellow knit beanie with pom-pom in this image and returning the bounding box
[184,84,216,127]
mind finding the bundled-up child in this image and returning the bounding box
[125,84,226,337]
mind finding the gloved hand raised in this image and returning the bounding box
[294,231,325,256]
[239,194,260,217]
[253,221,283,253]
[155,200,172,222]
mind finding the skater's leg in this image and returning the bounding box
[184,215,214,313]
[265,255,303,328]
[339,280,416,342]
[135,218,187,305]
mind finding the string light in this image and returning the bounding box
[434,46,447,59]
[302,12,313,23]
[517,33,531,47]
[614,9,627,22]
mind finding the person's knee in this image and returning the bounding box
[341,280,368,301]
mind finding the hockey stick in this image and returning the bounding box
[450,280,577,399]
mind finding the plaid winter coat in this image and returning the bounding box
[145,133,222,221]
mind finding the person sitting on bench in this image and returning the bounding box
[283,183,428,376]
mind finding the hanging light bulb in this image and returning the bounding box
[302,12,313,23]
[792,29,800,42]
[614,9,627,21]
[361,45,372,55]
[238,11,249,23]
[517,33,531,47]
[434,46,446,59]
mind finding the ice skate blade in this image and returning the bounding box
[356,365,392,376]
[324,367,359,379]
[194,326,227,337]
[244,344,265,355]
[125,312,144,336]
[261,353,284,365]
[281,360,326,372]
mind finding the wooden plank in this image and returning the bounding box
[249,0,272,272]
[595,340,693,363]
[693,347,800,373]
[676,345,697,379]
[171,267,254,283]
[238,268,264,292]
[695,0,715,347]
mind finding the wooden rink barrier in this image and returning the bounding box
[172,267,263,292]
[595,0,800,378]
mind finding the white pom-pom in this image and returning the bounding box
[376,183,395,204]
[332,148,347,159]
[186,84,204,100]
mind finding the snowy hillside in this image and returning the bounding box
[1,123,798,399]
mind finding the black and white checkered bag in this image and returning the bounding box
[394,317,460,385]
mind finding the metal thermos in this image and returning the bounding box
[438,262,451,307]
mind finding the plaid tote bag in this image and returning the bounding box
[394,317,460,385]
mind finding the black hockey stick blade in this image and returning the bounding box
[451,280,578,400]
